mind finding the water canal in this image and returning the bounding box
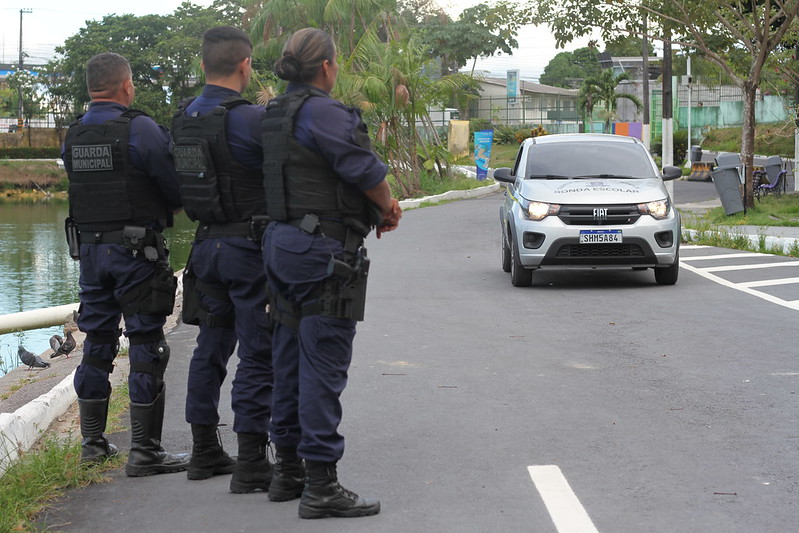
[0,198,195,373]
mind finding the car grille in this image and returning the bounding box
[557,205,640,226]
[556,243,646,258]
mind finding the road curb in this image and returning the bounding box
[0,370,77,476]
[683,228,799,254]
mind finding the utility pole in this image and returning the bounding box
[17,8,32,130]
[662,29,674,199]
[642,13,650,150]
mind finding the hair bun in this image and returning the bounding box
[275,54,302,81]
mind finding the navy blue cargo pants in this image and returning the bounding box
[184,237,273,434]
[74,243,168,404]
[262,222,356,462]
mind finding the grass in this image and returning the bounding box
[0,370,130,531]
[701,124,796,157]
[697,193,799,227]
[680,193,799,258]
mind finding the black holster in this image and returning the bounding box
[65,217,81,260]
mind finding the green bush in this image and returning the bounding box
[493,125,517,145]
[0,146,62,159]
[469,118,492,135]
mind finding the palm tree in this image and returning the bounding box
[579,69,642,134]
[337,33,477,197]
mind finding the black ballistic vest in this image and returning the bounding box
[64,110,169,231]
[261,88,377,227]
[171,97,266,223]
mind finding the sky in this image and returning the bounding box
[1,0,601,82]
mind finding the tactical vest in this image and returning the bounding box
[261,88,376,227]
[171,97,266,223]
[64,110,170,231]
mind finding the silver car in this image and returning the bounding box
[495,134,682,287]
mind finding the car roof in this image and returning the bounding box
[525,133,643,146]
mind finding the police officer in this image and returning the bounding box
[63,52,189,476]
[171,26,273,492]
[261,28,401,518]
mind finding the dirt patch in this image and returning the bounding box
[0,160,66,190]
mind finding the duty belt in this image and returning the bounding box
[195,216,270,241]
[287,215,349,243]
[78,229,157,246]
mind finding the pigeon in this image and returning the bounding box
[18,345,51,370]
[49,334,64,353]
[50,330,76,358]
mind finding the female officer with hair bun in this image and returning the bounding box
[261,27,401,519]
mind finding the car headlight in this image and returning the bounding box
[638,199,670,220]
[525,201,560,221]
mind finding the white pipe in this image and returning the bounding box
[0,303,79,335]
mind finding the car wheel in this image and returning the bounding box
[510,233,533,287]
[501,229,512,273]
[654,251,679,285]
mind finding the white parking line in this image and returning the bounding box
[528,465,599,533]
[738,276,799,288]
[680,262,799,311]
[703,261,799,273]
[681,252,767,261]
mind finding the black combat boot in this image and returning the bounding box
[229,433,272,493]
[187,424,236,480]
[268,445,305,502]
[298,460,380,519]
[78,397,119,463]
[125,386,190,477]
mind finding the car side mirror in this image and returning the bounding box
[492,167,514,183]
[661,165,682,181]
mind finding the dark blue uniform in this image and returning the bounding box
[65,101,181,405]
[263,83,386,462]
[182,85,272,435]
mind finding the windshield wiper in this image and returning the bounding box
[527,174,571,179]
[574,174,637,179]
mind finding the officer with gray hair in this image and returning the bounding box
[63,52,188,476]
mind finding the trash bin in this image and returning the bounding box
[690,145,702,163]
[711,152,744,215]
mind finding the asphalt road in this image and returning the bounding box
[36,183,798,533]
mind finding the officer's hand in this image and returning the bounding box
[376,199,401,239]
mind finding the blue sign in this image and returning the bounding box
[507,70,519,104]
[474,129,494,181]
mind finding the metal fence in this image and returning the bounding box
[469,76,793,138]
[468,95,582,134]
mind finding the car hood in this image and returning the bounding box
[517,177,668,204]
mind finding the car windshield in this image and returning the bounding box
[526,141,657,179]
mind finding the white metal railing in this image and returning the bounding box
[0,304,79,336]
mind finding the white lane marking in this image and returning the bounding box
[738,276,799,288]
[702,261,799,273]
[681,252,768,261]
[528,465,599,533]
[680,262,799,311]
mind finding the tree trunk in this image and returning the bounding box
[740,81,757,209]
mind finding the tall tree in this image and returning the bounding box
[247,0,398,61]
[415,1,534,76]
[534,0,799,208]
[336,33,478,196]
[48,14,171,123]
[539,47,600,88]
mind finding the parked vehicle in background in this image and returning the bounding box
[495,134,683,287]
